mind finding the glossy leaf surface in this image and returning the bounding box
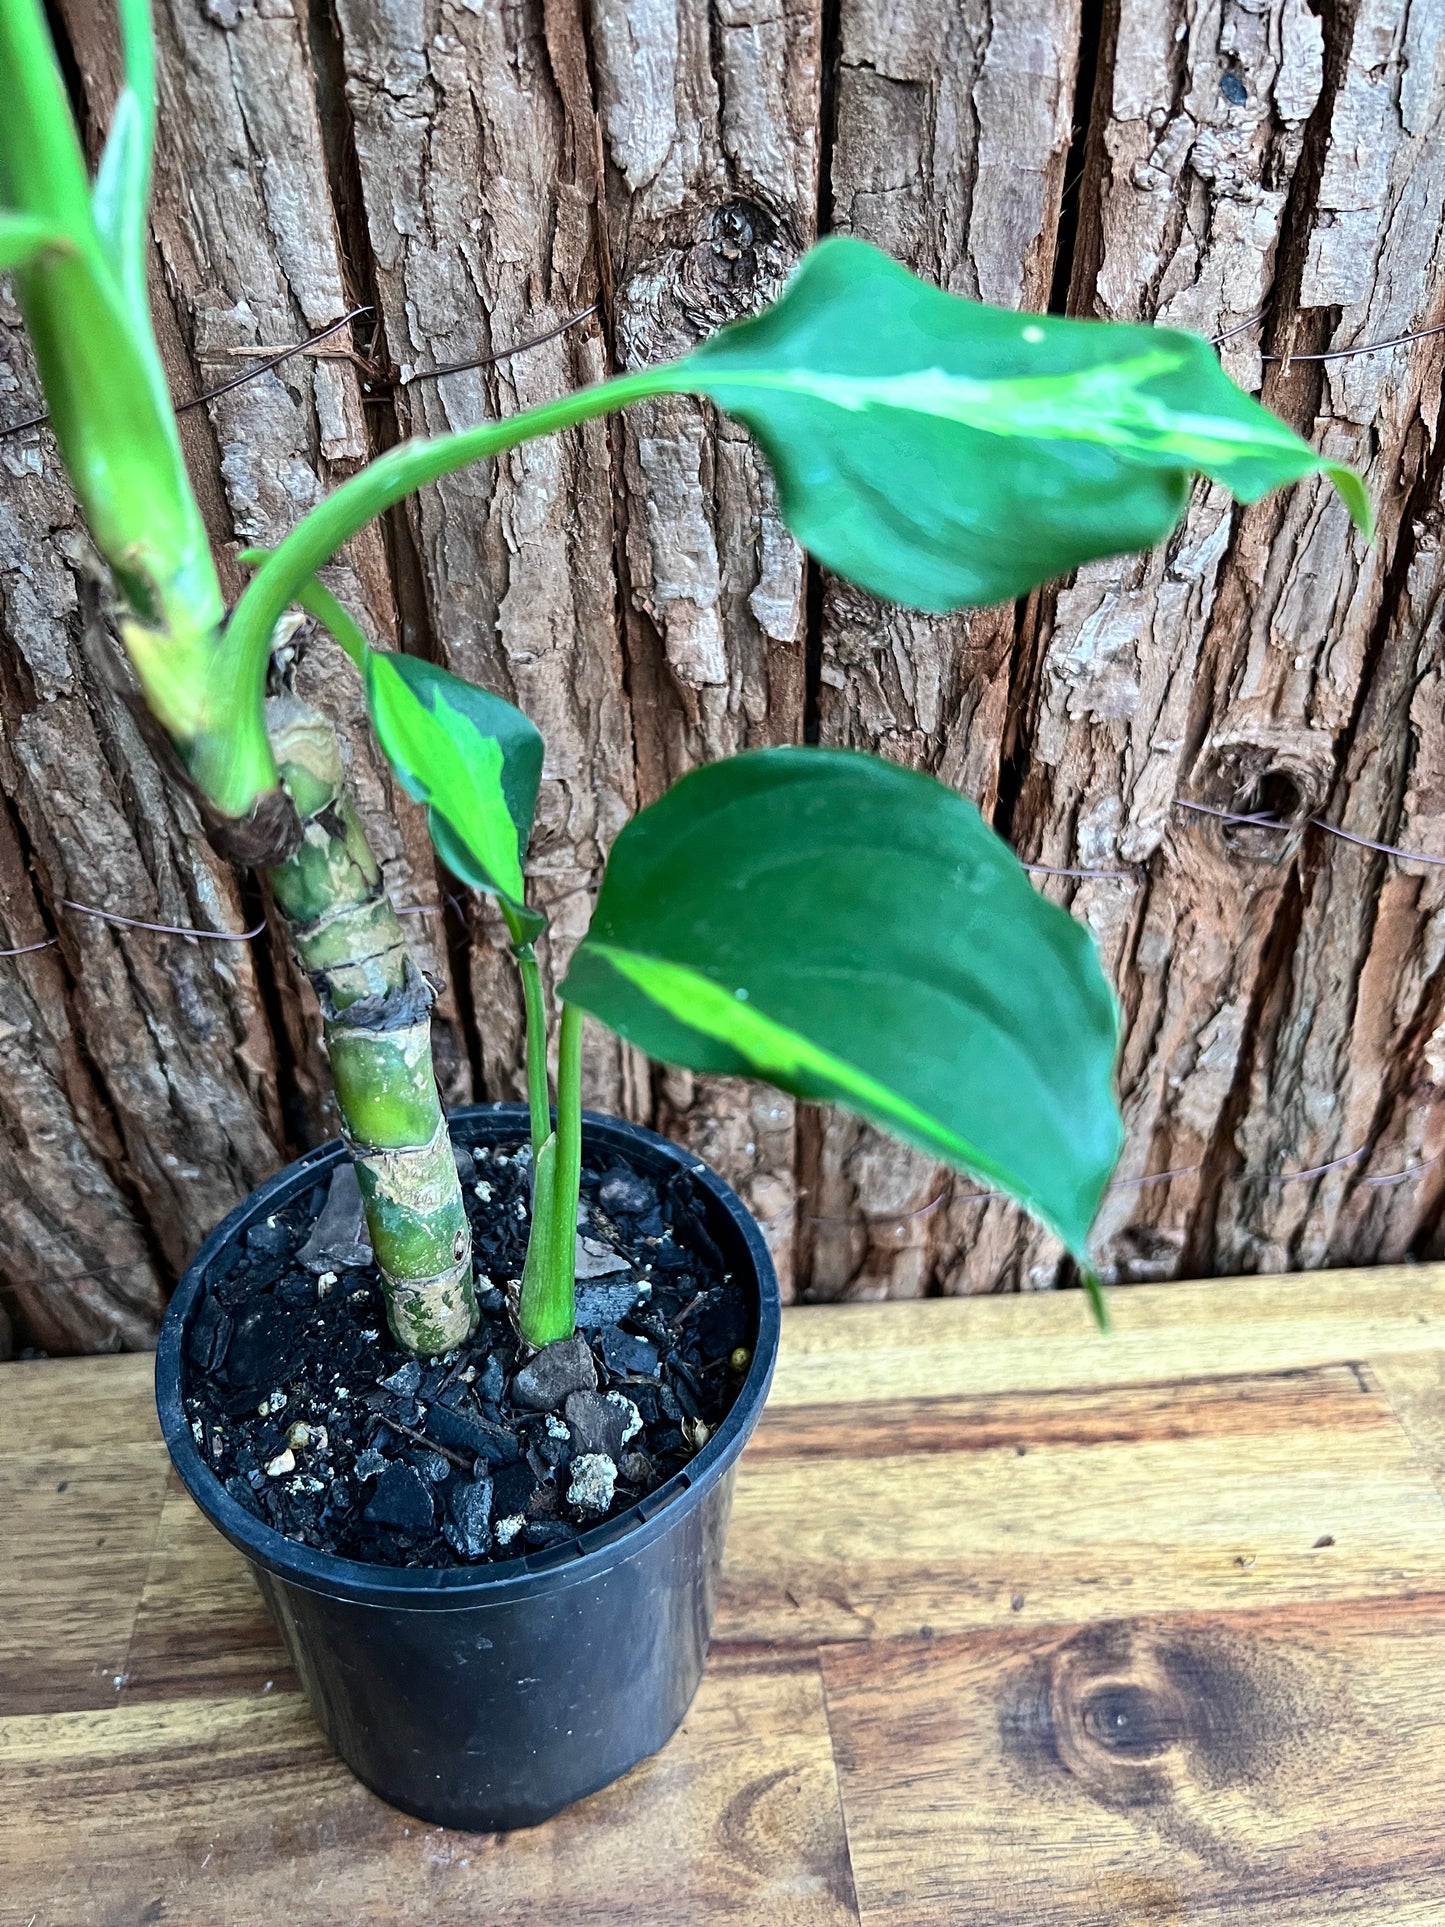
[670,237,1370,610]
[563,747,1123,1258]
[365,651,543,932]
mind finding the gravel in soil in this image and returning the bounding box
[182,1132,754,1569]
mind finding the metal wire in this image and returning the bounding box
[1175,797,1445,867]
[398,307,597,388]
[1264,320,1445,364]
[0,300,597,441]
[0,307,373,442]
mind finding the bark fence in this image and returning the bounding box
[2,0,1443,1352]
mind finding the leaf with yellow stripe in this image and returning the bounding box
[561,748,1123,1260]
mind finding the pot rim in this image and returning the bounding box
[156,1102,781,1611]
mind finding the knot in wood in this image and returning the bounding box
[1193,738,1331,859]
[1079,1680,1183,1760]
[676,199,797,335]
[998,1621,1325,1827]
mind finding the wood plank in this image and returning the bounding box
[1374,1350,1445,1501]
[15,1280,1445,1706]
[768,1267,1445,1409]
[0,1662,858,1927]
[10,1264,1441,1449]
[0,1438,169,1715]
[720,1363,1445,1646]
[0,1353,156,1455]
[7,1281,1445,1918]
[819,1595,1445,1926]
[126,1356,1445,1671]
[121,1477,293,1705]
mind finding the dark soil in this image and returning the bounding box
[181,1129,754,1569]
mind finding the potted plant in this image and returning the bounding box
[2,0,1366,1829]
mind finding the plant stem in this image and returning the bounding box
[514,1002,583,1349]
[0,0,218,638]
[516,949,551,1155]
[265,696,476,1355]
[1,0,271,814]
[501,901,550,1157]
[553,999,584,1279]
[217,367,674,818]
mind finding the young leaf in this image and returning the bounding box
[1,0,224,688]
[365,651,544,936]
[222,235,1370,819]
[90,0,155,334]
[668,237,1371,610]
[561,748,1123,1261]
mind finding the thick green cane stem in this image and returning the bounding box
[265,696,476,1355]
[0,0,276,819]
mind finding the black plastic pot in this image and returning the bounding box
[156,1103,780,1830]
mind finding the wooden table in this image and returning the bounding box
[7,1268,1445,1925]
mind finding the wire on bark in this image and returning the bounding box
[0,308,373,442]
[0,302,597,440]
[1174,797,1445,868]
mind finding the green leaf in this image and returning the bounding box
[670,236,1371,610]
[562,747,1123,1261]
[0,210,71,269]
[365,651,543,930]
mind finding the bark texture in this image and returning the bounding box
[2,0,1443,1349]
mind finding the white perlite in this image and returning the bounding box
[567,1453,617,1515]
[605,1391,643,1445]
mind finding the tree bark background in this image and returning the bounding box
[2,0,1443,1352]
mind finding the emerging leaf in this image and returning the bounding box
[562,748,1123,1260]
[670,237,1370,610]
[91,90,150,328]
[366,652,543,935]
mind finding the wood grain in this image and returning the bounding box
[121,1476,295,1705]
[720,1364,1445,1646]
[9,1278,1445,1918]
[0,1436,169,1714]
[821,1598,1445,1925]
[767,1264,1445,1408]
[0,1663,859,1927]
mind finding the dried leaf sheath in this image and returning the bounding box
[264,697,475,1354]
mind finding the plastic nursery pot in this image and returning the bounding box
[156,1102,780,1831]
